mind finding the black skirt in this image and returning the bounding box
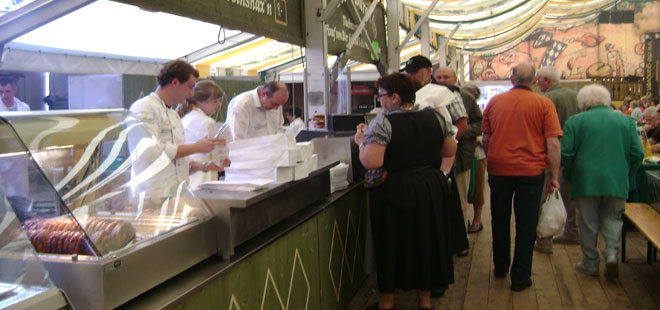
[369,167,464,293]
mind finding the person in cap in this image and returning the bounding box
[402,56,467,140]
[0,76,30,112]
[403,55,469,298]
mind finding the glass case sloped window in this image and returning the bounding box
[0,192,61,308]
[0,110,211,257]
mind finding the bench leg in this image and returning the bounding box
[648,241,653,264]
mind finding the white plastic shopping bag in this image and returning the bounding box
[537,189,567,238]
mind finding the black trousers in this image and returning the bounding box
[488,173,544,284]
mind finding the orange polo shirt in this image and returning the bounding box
[482,86,562,176]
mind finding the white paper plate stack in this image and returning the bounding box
[329,162,350,192]
[225,133,297,185]
[293,141,318,181]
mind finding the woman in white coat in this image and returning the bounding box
[179,80,229,188]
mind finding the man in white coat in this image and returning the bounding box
[0,77,30,112]
[129,60,225,184]
[226,81,289,140]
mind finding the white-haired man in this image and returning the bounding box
[534,66,581,254]
[482,63,562,291]
[561,84,643,281]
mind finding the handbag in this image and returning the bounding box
[537,189,567,238]
[364,168,388,188]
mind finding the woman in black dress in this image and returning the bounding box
[354,73,458,310]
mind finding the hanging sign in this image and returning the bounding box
[114,0,304,46]
[326,0,387,65]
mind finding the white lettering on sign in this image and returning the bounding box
[342,15,356,30]
[230,0,268,15]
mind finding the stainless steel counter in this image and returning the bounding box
[194,161,337,258]
[118,182,364,310]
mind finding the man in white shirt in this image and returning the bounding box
[129,60,225,183]
[0,77,30,112]
[226,81,289,140]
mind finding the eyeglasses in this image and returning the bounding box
[377,93,390,99]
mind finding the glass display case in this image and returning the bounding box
[0,110,217,310]
[0,194,69,310]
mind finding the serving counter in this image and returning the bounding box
[0,110,368,309]
[194,161,334,258]
[120,182,368,310]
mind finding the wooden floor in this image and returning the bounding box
[347,184,660,310]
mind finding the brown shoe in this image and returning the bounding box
[553,234,580,245]
[534,237,553,254]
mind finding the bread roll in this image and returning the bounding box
[23,217,136,255]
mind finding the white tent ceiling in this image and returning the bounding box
[0,0,620,77]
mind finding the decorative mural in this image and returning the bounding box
[469,1,660,81]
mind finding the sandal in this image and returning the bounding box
[467,222,483,234]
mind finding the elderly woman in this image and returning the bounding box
[354,73,458,310]
[561,84,643,281]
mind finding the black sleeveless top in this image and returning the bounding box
[383,109,445,173]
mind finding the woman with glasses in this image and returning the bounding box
[355,73,458,310]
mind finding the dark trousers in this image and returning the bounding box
[488,173,544,283]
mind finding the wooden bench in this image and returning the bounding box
[622,203,660,263]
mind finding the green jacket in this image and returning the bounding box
[561,105,644,199]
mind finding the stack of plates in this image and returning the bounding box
[329,162,350,192]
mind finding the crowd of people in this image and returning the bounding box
[2,58,647,309]
[354,56,644,310]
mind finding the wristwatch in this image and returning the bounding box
[201,162,208,173]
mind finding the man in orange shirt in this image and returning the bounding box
[482,63,562,291]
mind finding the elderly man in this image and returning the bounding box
[434,67,484,235]
[534,66,581,254]
[482,63,562,291]
[226,81,289,140]
[561,84,643,281]
[0,77,30,112]
[403,56,467,140]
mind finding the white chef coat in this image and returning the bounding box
[285,117,304,136]
[181,108,217,188]
[226,87,284,140]
[0,97,30,112]
[129,92,189,182]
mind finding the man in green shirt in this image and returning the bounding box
[561,84,643,281]
[534,66,581,254]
